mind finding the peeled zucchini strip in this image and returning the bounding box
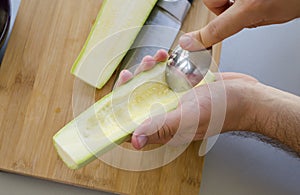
[71,0,158,89]
[54,63,215,169]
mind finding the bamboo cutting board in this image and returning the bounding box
[0,0,221,194]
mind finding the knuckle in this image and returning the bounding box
[206,22,223,43]
[196,30,204,45]
[156,130,161,139]
[161,123,174,140]
[194,128,207,140]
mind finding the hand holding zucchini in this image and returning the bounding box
[116,50,216,150]
[53,49,215,169]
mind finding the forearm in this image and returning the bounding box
[247,83,300,154]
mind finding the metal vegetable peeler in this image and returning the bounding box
[165,46,212,92]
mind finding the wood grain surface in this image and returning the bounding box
[0,0,221,194]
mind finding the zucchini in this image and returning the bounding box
[53,62,215,169]
[71,0,158,89]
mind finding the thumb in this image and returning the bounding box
[179,3,247,51]
[131,109,181,150]
[131,98,202,150]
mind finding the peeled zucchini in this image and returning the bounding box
[53,62,215,169]
[71,0,158,89]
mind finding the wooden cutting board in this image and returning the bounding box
[0,0,221,194]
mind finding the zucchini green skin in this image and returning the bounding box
[54,62,215,169]
[71,0,158,89]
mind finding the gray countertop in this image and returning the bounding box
[200,19,300,195]
[0,172,111,195]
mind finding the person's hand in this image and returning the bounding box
[179,0,300,51]
[116,50,259,150]
[115,50,169,87]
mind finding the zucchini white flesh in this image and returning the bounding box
[54,63,215,169]
[71,0,158,89]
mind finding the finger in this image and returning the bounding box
[134,55,156,76]
[131,109,181,150]
[134,50,169,75]
[115,70,133,87]
[179,3,248,50]
[203,0,231,15]
[153,49,169,62]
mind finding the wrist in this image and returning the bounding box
[224,82,278,133]
[241,83,291,135]
[244,83,300,153]
[222,80,260,133]
[244,83,275,134]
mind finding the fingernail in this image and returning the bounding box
[120,70,126,74]
[136,135,148,149]
[120,70,127,78]
[179,35,192,49]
